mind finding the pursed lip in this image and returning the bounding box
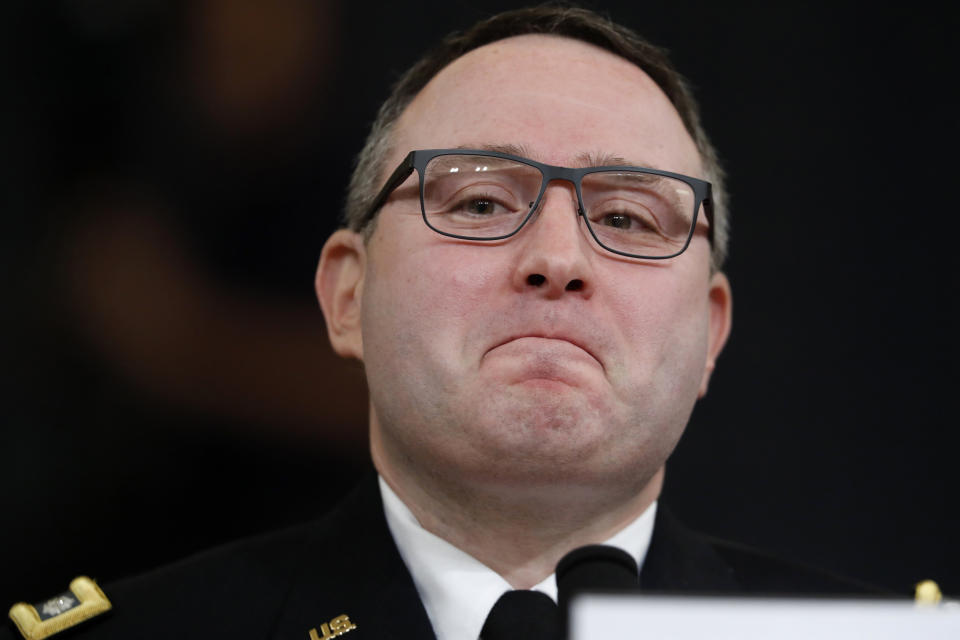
[487,332,604,370]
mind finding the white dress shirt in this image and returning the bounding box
[379,476,657,640]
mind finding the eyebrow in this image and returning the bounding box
[453,143,652,169]
[456,142,531,158]
[575,151,650,168]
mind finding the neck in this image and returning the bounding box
[374,442,663,589]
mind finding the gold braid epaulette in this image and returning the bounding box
[8,576,111,640]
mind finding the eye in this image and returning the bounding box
[466,198,498,215]
[450,191,518,218]
[597,211,656,232]
[601,213,633,229]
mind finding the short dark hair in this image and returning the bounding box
[344,4,729,269]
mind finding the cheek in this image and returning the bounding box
[425,247,503,329]
[605,268,710,386]
[363,235,502,368]
[361,237,508,432]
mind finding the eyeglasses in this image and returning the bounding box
[362,149,713,260]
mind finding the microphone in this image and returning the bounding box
[556,544,639,613]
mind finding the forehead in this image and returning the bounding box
[391,34,702,176]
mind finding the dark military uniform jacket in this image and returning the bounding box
[4,474,880,640]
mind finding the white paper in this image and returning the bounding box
[570,594,960,639]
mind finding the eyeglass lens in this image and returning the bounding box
[421,154,697,258]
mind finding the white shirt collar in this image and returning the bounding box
[379,476,657,640]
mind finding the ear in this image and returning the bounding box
[698,271,732,397]
[316,229,366,361]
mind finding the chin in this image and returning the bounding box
[478,382,601,428]
[459,392,618,471]
[463,388,683,483]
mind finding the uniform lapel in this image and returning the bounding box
[269,474,436,640]
[640,506,740,593]
[269,484,746,638]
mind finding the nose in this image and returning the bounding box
[510,183,595,300]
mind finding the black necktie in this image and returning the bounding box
[556,544,639,612]
[480,589,562,640]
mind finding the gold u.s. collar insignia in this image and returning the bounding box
[8,576,112,640]
[308,613,357,639]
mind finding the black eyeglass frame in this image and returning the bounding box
[361,149,714,260]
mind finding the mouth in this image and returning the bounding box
[488,333,604,370]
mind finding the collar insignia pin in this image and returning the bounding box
[308,614,357,639]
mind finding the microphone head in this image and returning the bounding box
[556,544,639,611]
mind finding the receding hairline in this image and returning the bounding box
[386,34,703,181]
[419,31,664,79]
[342,5,729,268]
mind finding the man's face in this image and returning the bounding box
[320,35,731,500]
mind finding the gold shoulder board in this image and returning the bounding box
[8,576,112,640]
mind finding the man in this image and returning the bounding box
[4,6,889,640]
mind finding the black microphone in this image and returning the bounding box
[556,544,639,614]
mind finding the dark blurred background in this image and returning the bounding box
[3,0,956,608]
